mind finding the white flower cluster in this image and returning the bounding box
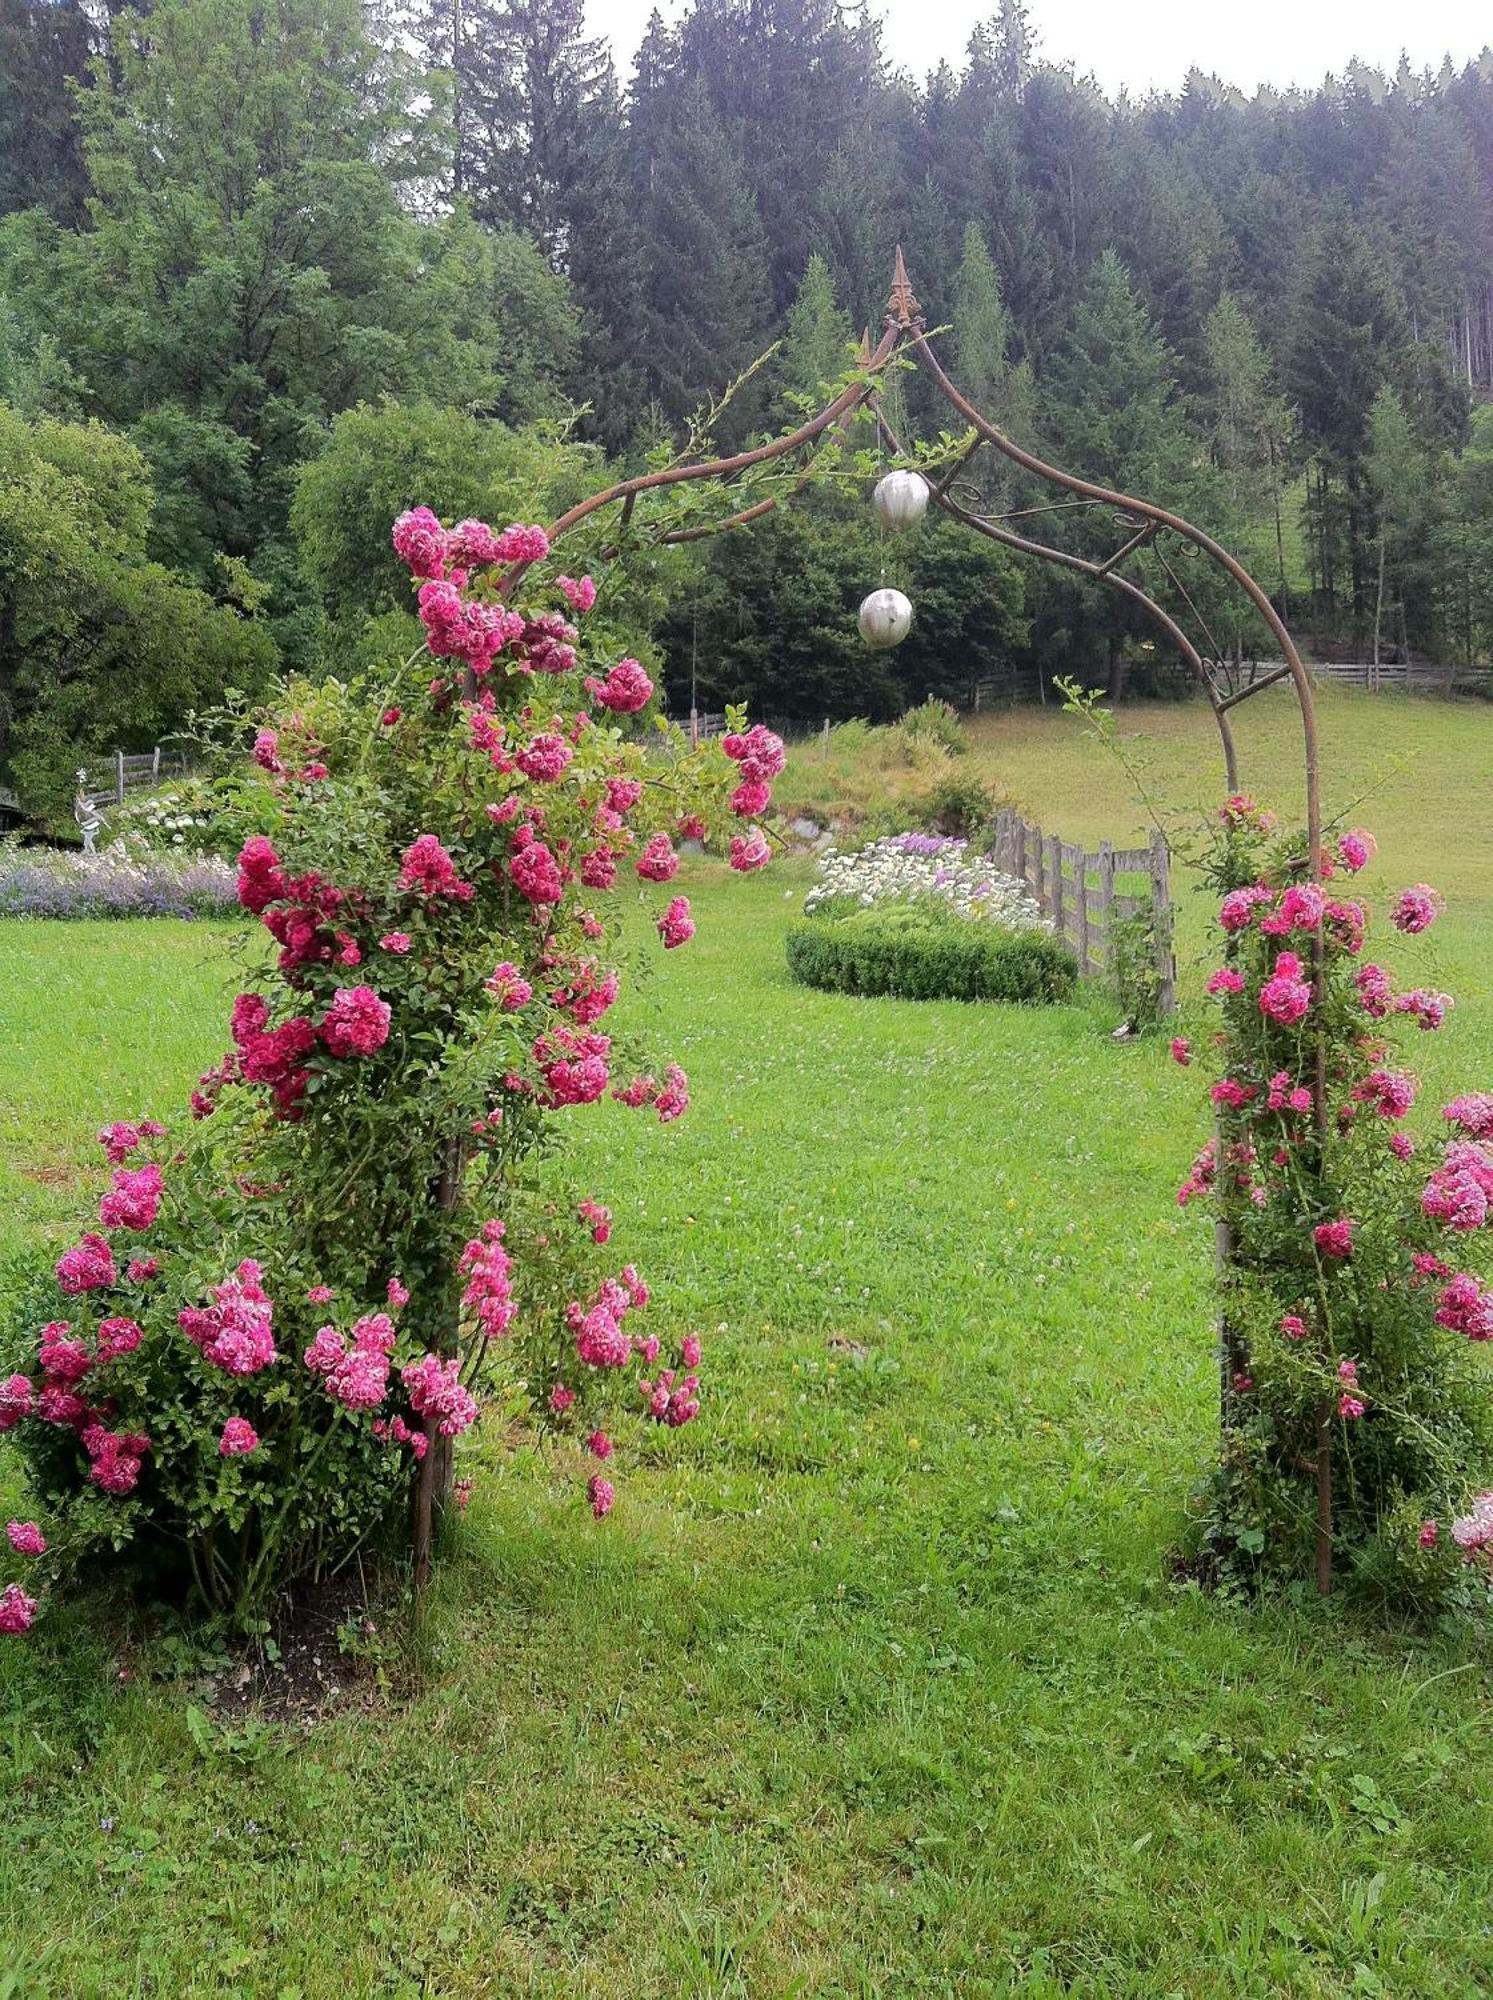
[117,788,215,852]
[803,834,1050,930]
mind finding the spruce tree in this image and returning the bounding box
[641,76,773,440]
[779,254,854,410]
[416,0,612,254]
[1200,291,1294,617]
[1365,384,1433,669]
[1039,251,1210,692]
[1284,211,1413,623]
[950,222,1034,443]
[0,0,95,224]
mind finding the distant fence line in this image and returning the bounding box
[991,807,1176,1017]
[86,748,188,805]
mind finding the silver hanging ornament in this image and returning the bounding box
[857,587,914,649]
[872,469,929,533]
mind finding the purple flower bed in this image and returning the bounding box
[891,832,968,858]
[0,847,239,920]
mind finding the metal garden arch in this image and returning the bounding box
[500,249,1339,1590]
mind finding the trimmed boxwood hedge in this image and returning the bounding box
[785,902,1078,1004]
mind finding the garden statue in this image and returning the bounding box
[73,770,106,854]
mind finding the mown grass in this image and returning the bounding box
[3,689,1493,1995]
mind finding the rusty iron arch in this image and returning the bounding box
[497,248,1342,1590]
[507,249,1320,861]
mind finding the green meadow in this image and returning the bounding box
[3,687,1493,1996]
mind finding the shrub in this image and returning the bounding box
[826,717,876,755]
[112,780,222,857]
[1175,797,1493,1607]
[897,697,966,762]
[0,509,780,1636]
[1107,902,1172,1030]
[787,902,1077,1004]
[921,771,1000,839]
[853,798,928,842]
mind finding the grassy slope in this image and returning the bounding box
[2,690,1493,1994]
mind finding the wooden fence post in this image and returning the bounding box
[1098,839,1115,973]
[151,746,161,782]
[1047,833,1063,936]
[1149,829,1176,1017]
[1013,815,1027,894]
[821,717,830,762]
[1076,851,1091,973]
[115,750,125,805]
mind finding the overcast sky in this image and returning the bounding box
[584,0,1492,98]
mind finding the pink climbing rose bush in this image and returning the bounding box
[1179,800,1493,1605]
[0,512,780,1632]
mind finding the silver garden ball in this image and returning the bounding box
[872,469,929,532]
[857,587,914,649]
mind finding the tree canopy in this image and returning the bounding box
[4,0,1493,786]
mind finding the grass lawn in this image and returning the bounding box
[3,688,1493,1995]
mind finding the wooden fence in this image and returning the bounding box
[991,808,1176,1016]
[84,748,187,805]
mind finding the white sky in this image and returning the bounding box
[584,0,1492,98]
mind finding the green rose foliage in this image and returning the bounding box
[1180,800,1493,1611]
[0,519,777,1634]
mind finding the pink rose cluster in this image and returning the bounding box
[305,1311,397,1412]
[1336,1357,1366,1421]
[1422,1142,1493,1232]
[657,897,694,950]
[401,1354,479,1438]
[546,1259,704,1514]
[611,1062,690,1124]
[509,828,565,905]
[567,1265,651,1371]
[56,1233,116,1295]
[586,658,654,715]
[212,976,391,1123]
[486,960,533,1010]
[83,1424,152,1495]
[0,1583,38,1635]
[1434,1272,1493,1341]
[399,832,474,901]
[458,1220,516,1338]
[1445,1094,1493,1141]
[722,724,785,823]
[1259,950,1312,1026]
[640,1365,702,1428]
[392,506,551,582]
[98,1162,163,1233]
[321,985,393,1059]
[1391,884,1444,935]
[97,1119,165,1167]
[1451,1492,1493,1555]
[179,1262,278,1375]
[578,1198,612,1246]
[416,580,527,673]
[1314,1219,1355,1261]
[1219,794,1276,833]
[533,1025,612,1109]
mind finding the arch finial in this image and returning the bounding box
[886,246,922,328]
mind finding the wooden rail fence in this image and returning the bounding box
[991,808,1176,1016]
[83,748,187,805]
